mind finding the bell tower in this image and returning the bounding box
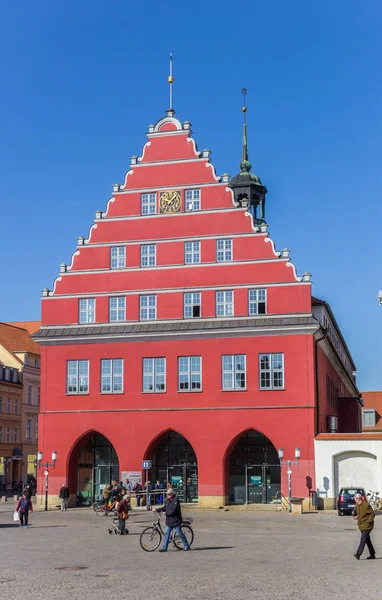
[229,89,267,225]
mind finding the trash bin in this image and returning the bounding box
[311,491,318,507]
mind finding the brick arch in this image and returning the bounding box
[67,429,120,499]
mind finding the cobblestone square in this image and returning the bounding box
[1,505,381,600]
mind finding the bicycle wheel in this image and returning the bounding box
[173,525,194,550]
[95,505,107,517]
[140,526,162,552]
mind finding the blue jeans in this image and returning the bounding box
[162,525,189,550]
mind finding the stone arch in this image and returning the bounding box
[333,450,378,496]
[144,428,199,504]
[224,427,280,505]
[67,429,120,505]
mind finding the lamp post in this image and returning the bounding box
[37,450,57,511]
[2,457,12,488]
[278,447,300,513]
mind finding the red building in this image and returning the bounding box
[34,101,361,508]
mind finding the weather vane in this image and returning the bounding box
[242,88,247,123]
[169,53,174,111]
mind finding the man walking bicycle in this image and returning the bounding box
[155,488,190,552]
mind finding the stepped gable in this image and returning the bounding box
[40,110,312,326]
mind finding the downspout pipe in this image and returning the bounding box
[314,328,327,436]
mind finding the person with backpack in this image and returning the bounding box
[16,492,33,528]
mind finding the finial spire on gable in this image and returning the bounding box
[167,53,175,117]
[240,88,251,173]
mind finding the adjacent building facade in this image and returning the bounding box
[34,105,361,508]
[0,322,40,488]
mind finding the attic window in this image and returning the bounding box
[362,409,376,427]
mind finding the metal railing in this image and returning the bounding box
[274,490,290,511]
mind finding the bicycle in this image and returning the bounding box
[367,490,382,511]
[92,499,118,517]
[140,513,194,552]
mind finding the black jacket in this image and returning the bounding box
[59,486,70,499]
[158,495,182,527]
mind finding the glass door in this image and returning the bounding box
[246,465,264,504]
[185,465,198,503]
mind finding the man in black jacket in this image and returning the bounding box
[59,483,70,511]
[155,488,190,552]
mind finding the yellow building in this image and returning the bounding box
[0,322,41,489]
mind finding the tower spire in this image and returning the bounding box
[167,53,175,117]
[240,88,251,173]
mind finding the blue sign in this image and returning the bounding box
[142,460,152,469]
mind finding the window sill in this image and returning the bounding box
[142,391,166,394]
[258,388,285,391]
[177,390,203,393]
[100,392,124,395]
[66,393,90,396]
[221,388,247,392]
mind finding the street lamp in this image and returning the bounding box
[2,457,12,486]
[37,450,57,511]
[278,447,300,513]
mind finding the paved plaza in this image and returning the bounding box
[0,504,381,599]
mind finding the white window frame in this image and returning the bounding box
[6,426,11,443]
[216,238,233,262]
[248,289,267,315]
[216,290,234,317]
[178,356,202,392]
[110,246,126,269]
[185,241,201,264]
[140,295,157,320]
[101,359,124,394]
[66,360,89,395]
[25,420,31,441]
[79,298,96,324]
[142,358,166,393]
[141,244,156,267]
[13,427,18,444]
[141,193,156,215]
[27,385,32,405]
[362,409,376,427]
[185,189,201,211]
[14,399,18,415]
[222,354,246,390]
[7,398,11,413]
[184,292,201,318]
[109,297,126,322]
[259,353,285,390]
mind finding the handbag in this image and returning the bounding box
[120,511,129,520]
[13,511,19,522]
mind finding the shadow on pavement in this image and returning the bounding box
[191,546,234,551]
[29,525,68,528]
[0,524,20,528]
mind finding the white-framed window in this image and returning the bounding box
[222,355,246,390]
[35,420,38,441]
[67,360,89,394]
[140,295,156,320]
[7,398,11,413]
[184,292,201,318]
[259,353,284,390]
[362,409,376,427]
[110,246,126,269]
[248,289,267,315]
[185,241,200,264]
[101,359,124,394]
[109,297,126,322]
[6,427,11,443]
[141,244,156,267]
[178,356,202,391]
[14,399,18,415]
[25,420,32,441]
[79,298,96,324]
[141,193,156,215]
[216,238,233,262]
[216,290,234,316]
[142,358,166,392]
[13,427,18,444]
[27,385,32,405]
[185,189,201,211]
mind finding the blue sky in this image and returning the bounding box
[1,1,381,390]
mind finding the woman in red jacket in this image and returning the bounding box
[16,492,33,528]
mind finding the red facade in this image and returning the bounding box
[35,111,360,507]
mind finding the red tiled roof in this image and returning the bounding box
[0,322,41,358]
[6,321,41,335]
